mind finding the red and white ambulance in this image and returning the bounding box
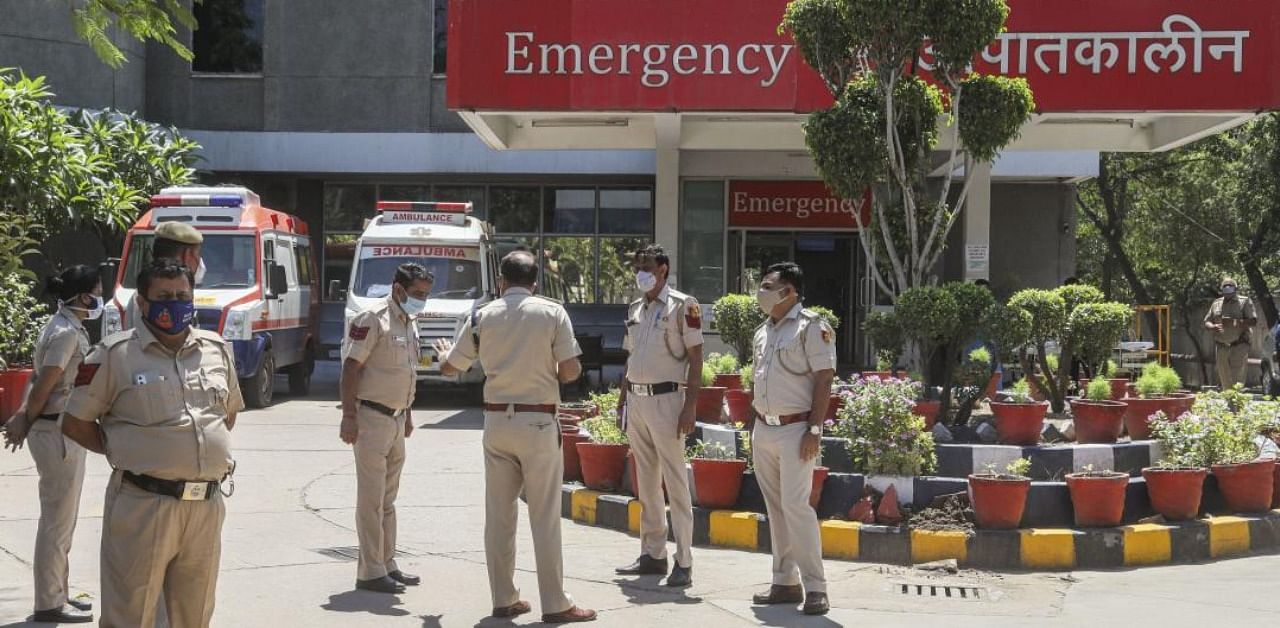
[343,201,499,388]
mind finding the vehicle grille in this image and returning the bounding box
[415,317,462,369]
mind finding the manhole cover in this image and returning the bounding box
[313,546,419,562]
[894,582,988,601]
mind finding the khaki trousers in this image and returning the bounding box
[625,392,694,567]
[483,409,572,614]
[27,419,86,611]
[752,421,826,593]
[1215,342,1249,390]
[353,404,406,580]
[100,469,225,628]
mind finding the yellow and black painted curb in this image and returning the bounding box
[561,485,1280,570]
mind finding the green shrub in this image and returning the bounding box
[686,439,739,461]
[706,352,740,375]
[807,305,841,331]
[1005,379,1034,404]
[700,363,715,387]
[712,294,766,360]
[739,364,754,390]
[1148,411,1209,468]
[1066,302,1131,373]
[1084,378,1112,402]
[832,377,936,475]
[0,274,47,365]
[981,302,1032,362]
[1135,363,1181,397]
[581,414,628,445]
[863,310,904,368]
[1190,392,1277,465]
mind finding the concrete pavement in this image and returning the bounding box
[2,363,1279,627]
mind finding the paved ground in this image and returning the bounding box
[2,363,1279,627]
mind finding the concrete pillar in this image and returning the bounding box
[962,161,993,282]
[654,114,681,284]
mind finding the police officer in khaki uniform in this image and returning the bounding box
[126,221,204,330]
[2,266,102,623]
[1203,277,1257,390]
[339,263,432,594]
[436,251,597,624]
[614,245,702,587]
[62,258,243,627]
[748,262,834,617]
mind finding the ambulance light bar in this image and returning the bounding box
[376,201,473,214]
[150,194,244,208]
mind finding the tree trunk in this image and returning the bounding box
[1177,300,1211,387]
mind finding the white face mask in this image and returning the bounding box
[635,270,658,293]
[756,286,787,314]
[194,259,207,285]
[66,295,104,321]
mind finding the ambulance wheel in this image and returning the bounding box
[288,352,314,396]
[244,350,275,409]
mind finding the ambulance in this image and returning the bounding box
[344,201,498,389]
[103,186,319,408]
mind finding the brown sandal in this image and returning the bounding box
[541,605,598,623]
[492,600,531,618]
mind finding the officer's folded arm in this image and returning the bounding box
[61,414,105,455]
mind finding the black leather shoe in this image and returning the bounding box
[32,605,93,623]
[752,584,804,605]
[665,564,692,587]
[803,592,830,615]
[388,570,421,586]
[355,576,405,594]
[68,596,93,612]
[615,554,668,575]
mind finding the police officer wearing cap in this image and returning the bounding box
[1204,276,1258,390]
[435,250,597,624]
[2,266,102,623]
[62,258,242,627]
[126,221,204,330]
[339,262,432,594]
[748,262,834,616]
[614,244,701,588]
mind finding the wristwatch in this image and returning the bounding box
[808,424,822,436]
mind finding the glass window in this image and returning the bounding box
[433,0,448,75]
[294,244,313,285]
[378,185,431,202]
[544,188,595,234]
[543,237,595,304]
[432,185,487,221]
[680,181,726,304]
[324,184,376,232]
[489,186,540,233]
[354,254,482,301]
[599,188,653,235]
[599,237,648,304]
[192,0,264,73]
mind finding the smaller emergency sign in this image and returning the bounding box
[380,211,467,226]
[360,244,481,261]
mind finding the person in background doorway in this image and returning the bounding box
[1204,277,1257,390]
[2,265,102,623]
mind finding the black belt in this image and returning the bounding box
[36,414,59,421]
[627,382,680,396]
[360,400,405,417]
[122,471,218,501]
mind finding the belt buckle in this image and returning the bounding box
[763,414,782,426]
[632,384,650,396]
[181,482,209,501]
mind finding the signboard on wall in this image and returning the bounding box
[727,181,871,230]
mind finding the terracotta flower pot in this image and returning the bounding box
[983,372,1001,400]
[913,400,941,430]
[1070,399,1127,444]
[1211,459,1276,513]
[558,402,598,420]
[562,432,590,482]
[1142,467,1206,521]
[724,389,753,423]
[1066,472,1129,527]
[696,386,727,423]
[576,442,629,492]
[1122,395,1194,440]
[557,413,584,431]
[691,458,748,509]
[0,368,33,420]
[968,475,1031,529]
[810,466,829,509]
[990,401,1049,445]
[825,394,844,422]
[713,373,742,390]
[860,371,894,381]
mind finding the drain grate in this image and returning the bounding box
[313,546,419,562]
[895,582,987,601]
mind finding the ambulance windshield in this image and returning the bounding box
[353,246,483,300]
[121,234,257,290]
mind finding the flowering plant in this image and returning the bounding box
[1190,392,1277,465]
[832,376,936,475]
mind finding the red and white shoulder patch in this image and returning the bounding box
[74,363,100,387]
[349,325,371,341]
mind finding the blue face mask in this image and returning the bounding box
[145,299,196,335]
[402,296,428,316]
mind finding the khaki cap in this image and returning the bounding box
[154,221,204,245]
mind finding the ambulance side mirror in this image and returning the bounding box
[267,263,288,299]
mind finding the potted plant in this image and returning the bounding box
[576,413,630,492]
[1065,465,1130,527]
[969,458,1032,529]
[950,346,994,426]
[990,380,1048,446]
[697,362,726,423]
[688,438,748,509]
[725,365,754,423]
[1079,360,1127,401]
[706,352,742,390]
[895,283,994,426]
[1070,378,1128,444]
[1123,363,1194,440]
[558,400,599,421]
[0,273,46,420]
[710,294,766,361]
[1198,392,1275,513]
[832,377,936,496]
[861,310,903,379]
[1142,410,1209,520]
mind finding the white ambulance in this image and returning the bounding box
[104,186,319,408]
[344,201,499,388]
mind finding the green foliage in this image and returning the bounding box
[67,0,197,68]
[1005,457,1032,478]
[832,377,936,475]
[588,388,622,421]
[923,0,1009,79]
[1005,379,1034,404]
[981,302,1032,362]
[807,305,841,331]
[705,352,740,376]
[1135,363,1182,397]
[1101,359,1118,378]
[0,274,48,365]
[944,281,996,348]
[712,294,766,360]
[863,310,904,367]
[778,0,856,85]
[686,439,740,461]
[1189,392,1276,465]
[1055,284,1105,316]
[803,75,891,198]
[1084,378,1113,402]
[700,363,715,387]
[1067,302,1132,371]
[897,286,961,348]
[739,364,754,391]
[1008,289,1067,346]
[581,414,628,445]
[957,75,1036,162]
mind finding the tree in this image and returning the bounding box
[780,0,1035,300]
[61,0,198,68]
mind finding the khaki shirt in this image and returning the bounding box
[1205,296,1256,346]
[32,307,91,416]
[343,296,419,412]
[751,304,837,417]
[64,324,243,482]
[445,288,580,405]
[623,286,704,384]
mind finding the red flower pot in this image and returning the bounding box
[860,371,894,381]
[558,413,584,431]
[1070,399,1127,444]
[810,466,829,509]
[713,373,742,390]
[968,475,1031,529]
[0,369,33,420]
[576,442,629,492]
[1066,472,1129,527]
[913,400,941,430]
[562,432,590,482]
[724,389,753,423]
[696,387,727,423]
[990,401,1048,445]
[691,458,748,509]
[558,402,598,420]
[825,394,844,422]
[1142,467,1206,521]
[983,372,1001,400]
[1122,395,1194,440]
[1211,459,1276,513]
